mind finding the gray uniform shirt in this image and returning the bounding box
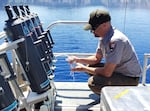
[96,27,142,77]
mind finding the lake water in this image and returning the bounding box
[0,3,150,83]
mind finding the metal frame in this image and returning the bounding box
[0,37,32,111]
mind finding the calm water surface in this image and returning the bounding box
[0,5,150,82]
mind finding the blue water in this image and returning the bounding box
[0,4,150,83]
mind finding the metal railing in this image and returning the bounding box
[47,20,87,30]
[142,53,150,85]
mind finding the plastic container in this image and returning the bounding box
[100,86,150,111]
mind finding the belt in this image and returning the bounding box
[115,72,140,80]
[126,76,139,80]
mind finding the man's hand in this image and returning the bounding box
[71,63,86,72]
[66,56,78,64]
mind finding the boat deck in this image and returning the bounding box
[54,82,100,111]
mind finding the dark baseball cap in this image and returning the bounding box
[84,9,111,30]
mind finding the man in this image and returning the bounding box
[68,9,142,95]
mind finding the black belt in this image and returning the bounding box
[125,76,139,80]
[115,72,140,80]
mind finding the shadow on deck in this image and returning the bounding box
[54,82,100,111]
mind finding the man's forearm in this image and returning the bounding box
[76,55,100,65]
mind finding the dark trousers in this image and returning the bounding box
[87,63,139,95]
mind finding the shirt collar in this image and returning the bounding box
[101,26,114,45]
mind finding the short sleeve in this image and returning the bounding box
[96,40,103,55]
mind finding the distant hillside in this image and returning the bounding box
[0,0,150,8]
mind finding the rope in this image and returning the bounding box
[123,0,128,33]
[107,0,128,33]
[20,23,30,72]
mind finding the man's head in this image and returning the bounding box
[84,9,111,31]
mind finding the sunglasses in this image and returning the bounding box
[91,24,100,32]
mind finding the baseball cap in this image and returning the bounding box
[84,9,111,30]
